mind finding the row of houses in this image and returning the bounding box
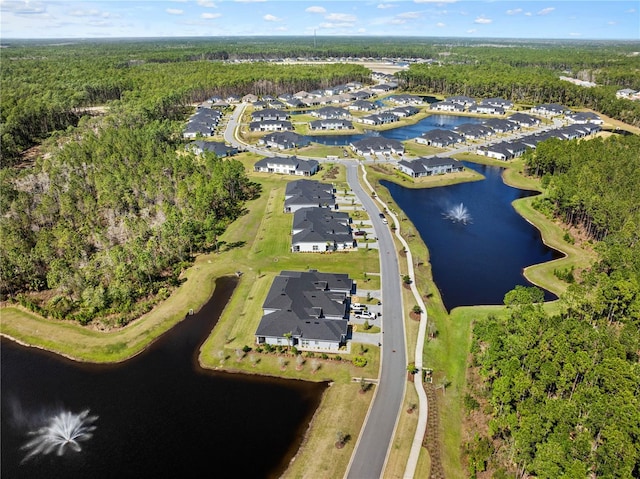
[476,123,602,160]
[254,269,355,352]
[254,155,319,176]
[283,179,359,253]
[397,157,464,178]
[182,106,223,138]
[430,96,514,115]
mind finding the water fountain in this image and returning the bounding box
[21,409,98,462]
[443,203,472,224]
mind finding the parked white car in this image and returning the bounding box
[354,311,375,320]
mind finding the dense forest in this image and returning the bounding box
[467,134,640,478]
[0,42,372,324]
[397,63,640,126]
[3,37,640,165]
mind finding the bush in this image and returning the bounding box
[352,356,368,367]
[464,393,480,411]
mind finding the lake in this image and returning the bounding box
[382,162,562,310]
[307,113,484,145]
[1,277,327,479]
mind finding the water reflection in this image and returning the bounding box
[382,162,561,310]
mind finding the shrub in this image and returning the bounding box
[352,356,368,367]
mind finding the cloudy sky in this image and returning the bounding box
[1,0,638,40]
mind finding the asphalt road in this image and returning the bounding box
[344,163,408,479]
[223,104,410,479]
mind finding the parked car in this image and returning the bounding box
[378,212,385,218]
[355,311,375,320]
[354,230,365,236]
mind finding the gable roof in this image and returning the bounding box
[255,269,353,342]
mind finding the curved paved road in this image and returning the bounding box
[343,163,408,479]
[224,103,412,479]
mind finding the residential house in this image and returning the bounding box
[415,129,464,147]
[430,100,465,112]
[370,83,396,93]
[454,123,494,140]
[254,269,354,352]
[348,100,377,111]
[356,112,399,126]
[476,141,527,160]
[249,120,293,132]
[397,157,464,177]
[350,137,405,156]
[389,105,419,118]
[616,88,640,100]
[254,156,319,176]
[258,131,310,150]
[447,95,476,107]
[187,140,238,157]
[566,111,604,125]
[386,94,424,105]
[291,207,355,252]
[469,104,505,115]
[284,179,336,213]
[530,103,571,117]
[508,113,540,128]
[311,106,350,119]
[480,98,514,109]
[309,119,354,131]
[483,118,519,133]
[251,109,290,122]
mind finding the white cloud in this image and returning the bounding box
[467,28,477,33]
[264,14,281,22]
[398,11,422,19]
[1,0,46,15]
[414,0,457,3]
[234,0,266,2]
[626,8,636,13]
[201,12,221,19]
[325,13,356,22]
[569,32,582,36]
[525,11,532,16]
[319,22,355,29]
[506,8,522,15]
[306,6,326,14]
[377,3,396,9]
[166,8,184,15]
[537,7,555,15]
[69,9,111,18]
[197,0,217,6]
[436,22,445,27]
[607,21,616,25]
[474,16,492,24]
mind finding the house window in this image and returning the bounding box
[313,245,319,251]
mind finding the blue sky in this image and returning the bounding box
[1,0,638,40]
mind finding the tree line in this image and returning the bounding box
[396,63,640,126]
[467,134,640,478]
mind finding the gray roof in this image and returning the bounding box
[254,155,318,173]
[284,179,335,208]
[508,113,539,125]
[351,137,404,153]
[189,140,237,156]
[398,156,463,174]
[418,128,464,144]
[293,207,351,234]
[255,270,353,342]
[260,131,310,148]
[455,123,494,137]
[483,118,518,131]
